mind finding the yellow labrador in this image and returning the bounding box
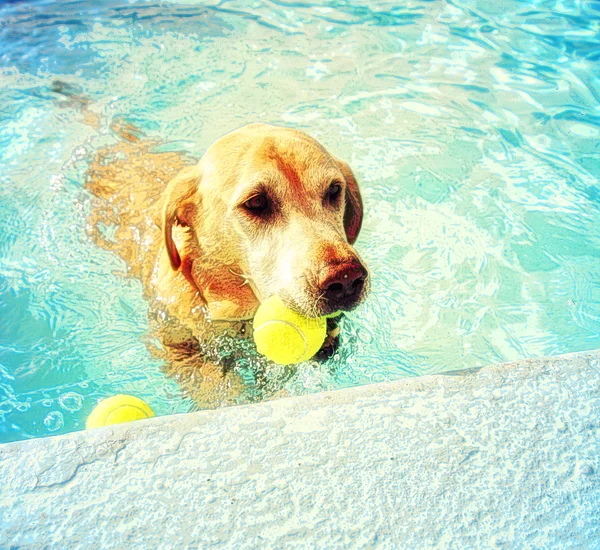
[56,82,369,407]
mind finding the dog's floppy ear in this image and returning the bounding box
[336,159,363,245]
[162,165,201,271]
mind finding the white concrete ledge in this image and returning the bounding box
[2,350,600,548]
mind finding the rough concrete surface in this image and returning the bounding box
[2,350,600,548]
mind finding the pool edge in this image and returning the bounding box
[2,348,600,547]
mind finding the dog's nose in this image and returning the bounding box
[319,261,367,310]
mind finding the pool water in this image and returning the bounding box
[1,0,599,443]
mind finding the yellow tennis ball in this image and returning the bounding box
[253,296,327,365]
[86,395,154,429]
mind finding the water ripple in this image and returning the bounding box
[0,0,599,442]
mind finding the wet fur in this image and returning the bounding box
[55,82,368,408]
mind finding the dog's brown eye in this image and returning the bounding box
[244,194,268,214]
[327,182,342,202]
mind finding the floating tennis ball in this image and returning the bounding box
[253,296,327,365]
[86,394,154,429]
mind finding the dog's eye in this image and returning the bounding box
[326,182,342,202]
[243,194,269,214]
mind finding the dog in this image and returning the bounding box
[54,82,370,408]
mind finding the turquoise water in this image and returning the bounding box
[1,0,599,443]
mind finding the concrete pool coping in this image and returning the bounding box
[1,349,600,548]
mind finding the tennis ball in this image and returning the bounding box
[253,296,327,365]
[86,394,154,429]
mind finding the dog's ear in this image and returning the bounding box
[162,166,201,271]
[336,159,363,245]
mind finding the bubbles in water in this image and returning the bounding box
[58,392,83,413]
[43,411,64,432]
[0,402,14,415]
[357,327,374,345]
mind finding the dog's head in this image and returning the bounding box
[162,123,369,319]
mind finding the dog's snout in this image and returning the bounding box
[319,261,367,311]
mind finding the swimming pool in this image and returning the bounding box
[1,0,599,443]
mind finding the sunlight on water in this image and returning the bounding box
[0,0,599,442]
